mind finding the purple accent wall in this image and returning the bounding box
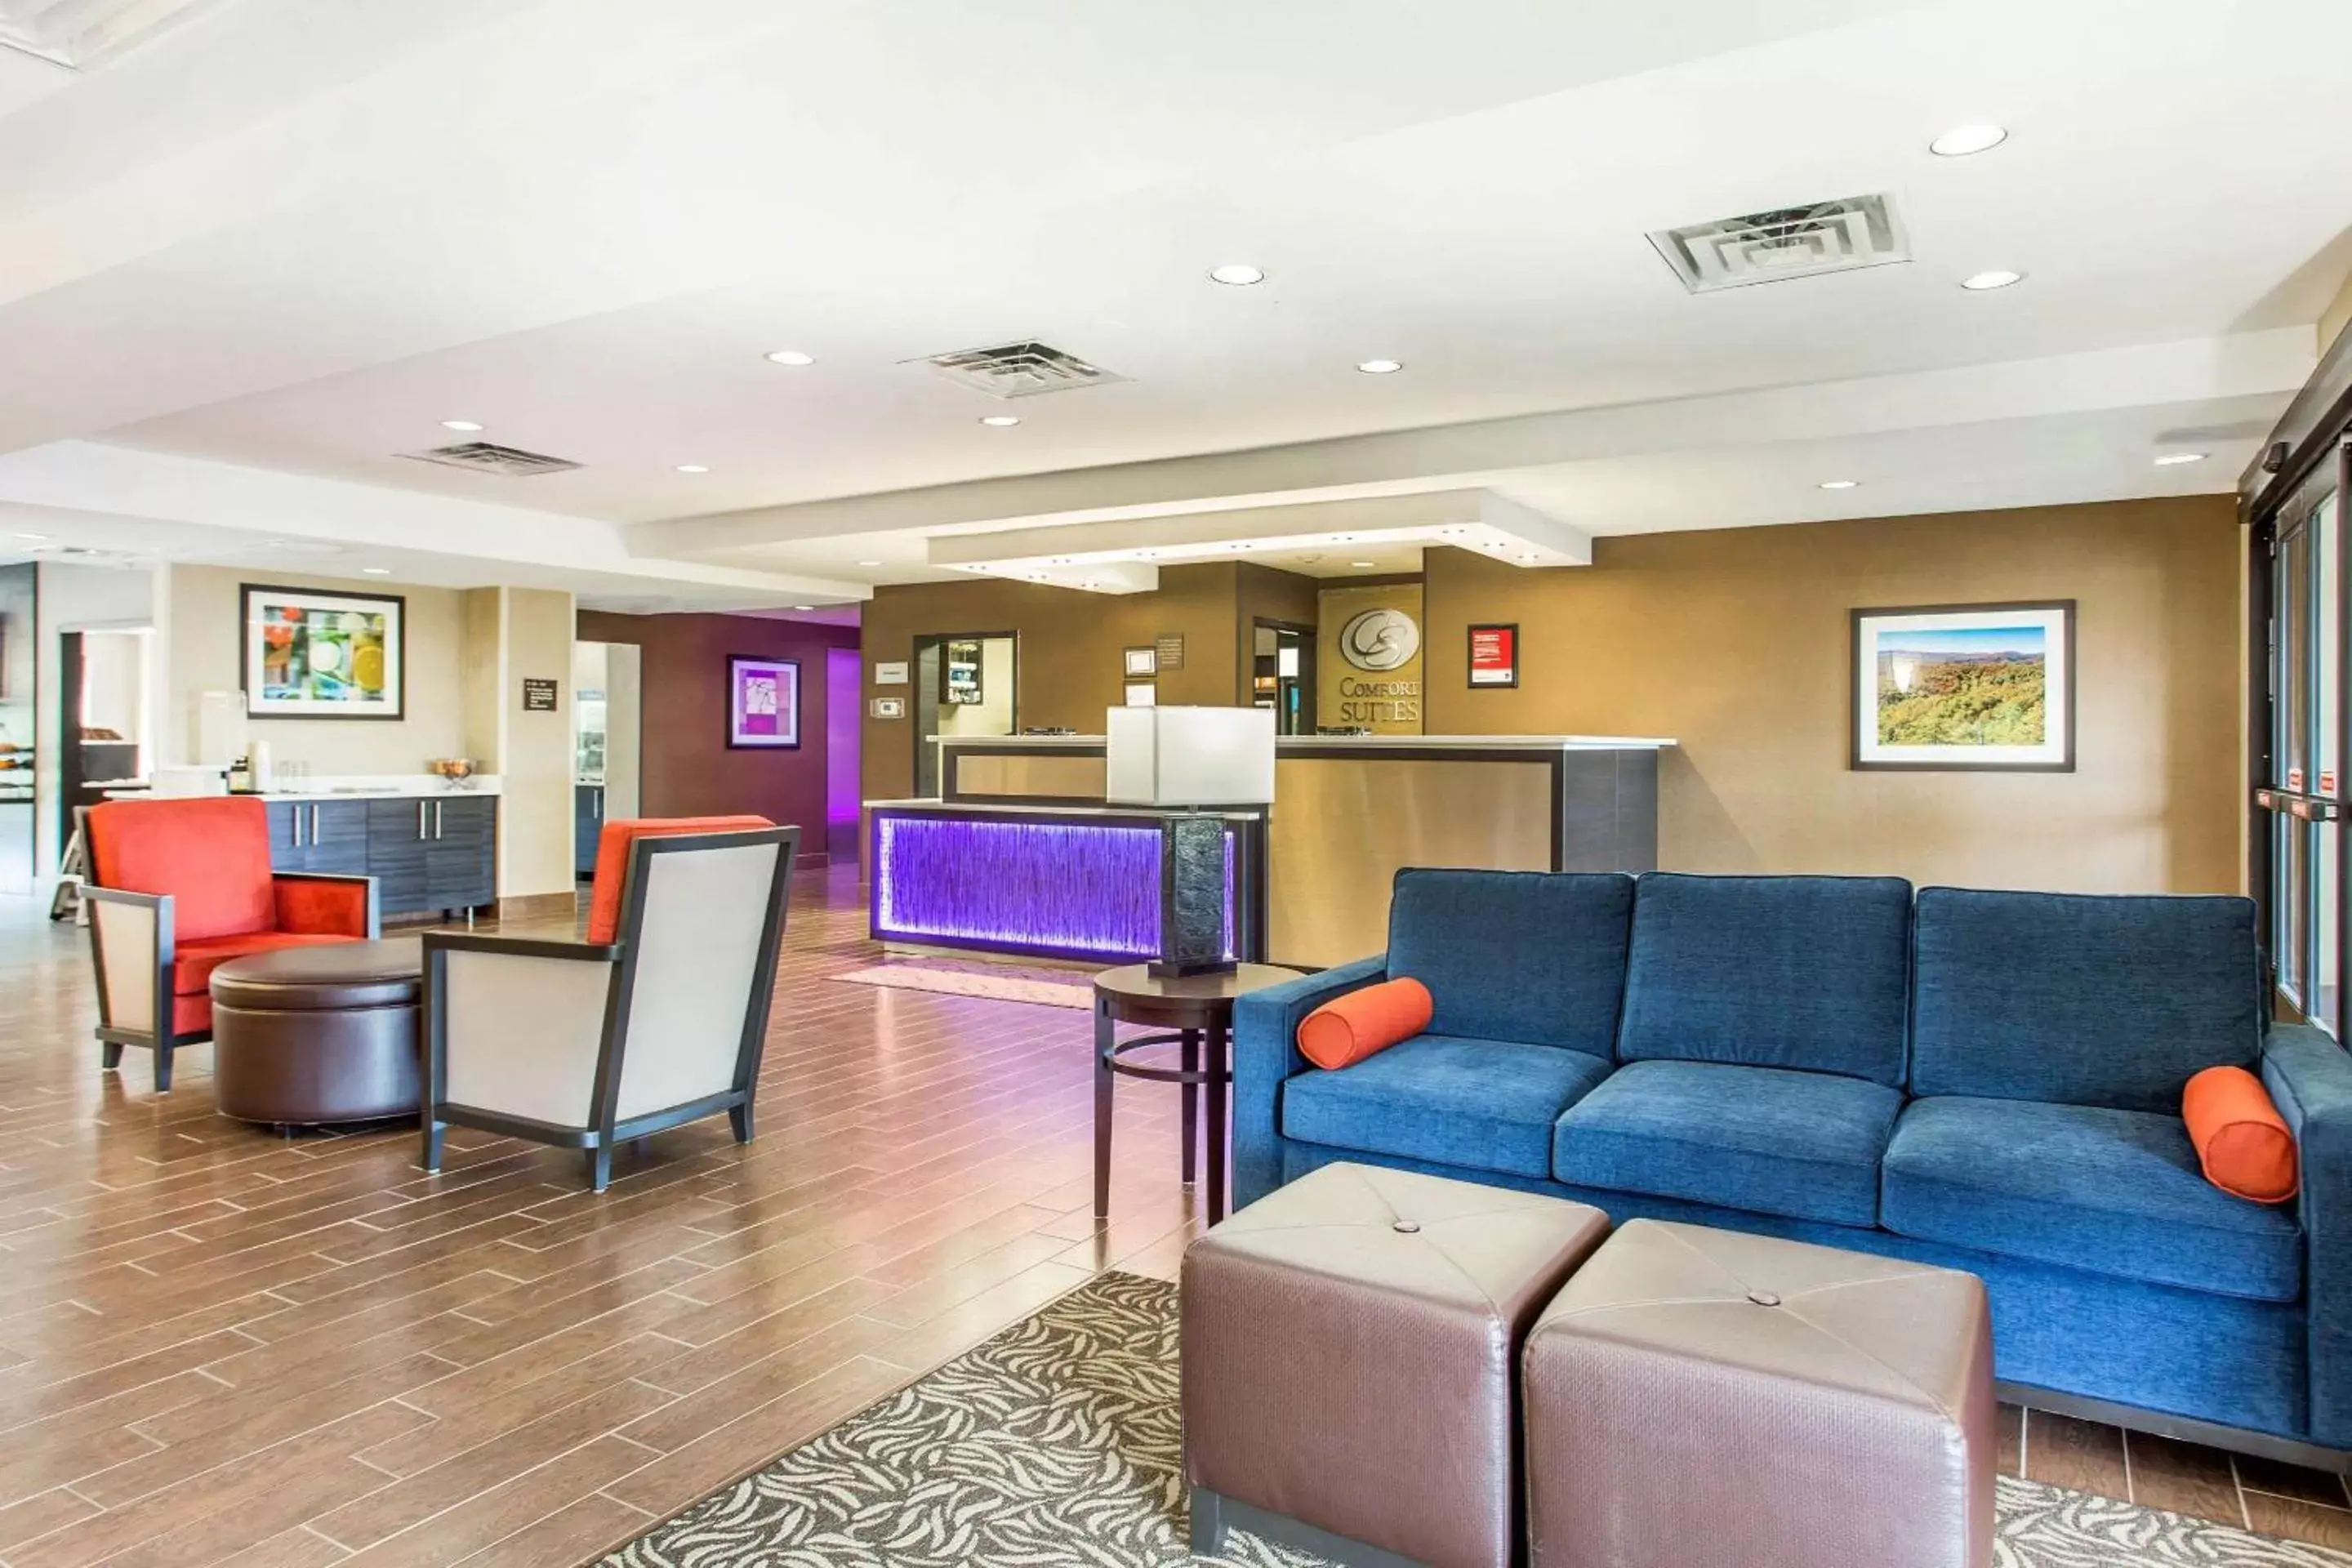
[824,648,862,863]
[871,812,1236,964]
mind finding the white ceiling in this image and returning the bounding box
[0,0,2345,606]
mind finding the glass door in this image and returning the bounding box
[2262,462,2345,1033]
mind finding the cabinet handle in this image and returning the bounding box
[292,808,304,849]
[417,800,427,840]
[310,804,321,844]
[434,801,444,840]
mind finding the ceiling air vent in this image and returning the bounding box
[916,341,1126,399]
[1649,194,1909,293]
[399,442,581,477]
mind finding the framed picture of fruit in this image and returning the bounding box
[241,583,405,720]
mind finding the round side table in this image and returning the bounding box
[1093,962,1300,1225]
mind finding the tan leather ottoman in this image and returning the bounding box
[1524,1219,1995,1568]
[1183,1161,1610,1568]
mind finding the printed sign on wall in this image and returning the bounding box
[1468,624,1517,688]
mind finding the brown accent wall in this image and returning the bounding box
[860,563,1317,802]
[1421,496,2243,893]
[577,610,859,862]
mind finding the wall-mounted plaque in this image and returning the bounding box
[873,660,909,685]
[1123,646,1158,678]
[1154,634,1186,671]
[522,677,559,711]
[1468,624,1517,688]
[870,696,906,719]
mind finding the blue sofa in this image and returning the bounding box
[1233,868,2352,1465]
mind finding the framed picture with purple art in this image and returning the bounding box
[727,655,801,750]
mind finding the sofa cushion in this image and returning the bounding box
[1282,1035,1614,1179]
[1882,1096,2302,1303]
[1616,873,1913,1087]
[1388,870,1633,1056]
[1910,888,2263,1113]
[172,932,355,999]
[1552,1060,1902,1227]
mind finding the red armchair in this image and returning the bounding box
[85,796,379,1091]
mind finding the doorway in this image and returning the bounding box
[912,631,1017,798]
[56,627,153,867]
[825,646,862,864]
[572,640,643,879]
[2256,441,2349,1033]
[1251,618,1316,736]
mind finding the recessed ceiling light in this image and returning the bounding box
[1356,359,1404,375]
[857,559,883,567]
[1209,264,1266,287]
[764,350,815,366]
[1930,123,2008,158]
[13,531,49,541]
[439,419,484,432]
[675,464,710,474]
[1349,560,1377,568]
[792,604,814,611]
[2154,452,2208,467]
[979,415,1022,427]
[1959,270,2023,291]
[360,567,392,575]
[1819,479,1861,491]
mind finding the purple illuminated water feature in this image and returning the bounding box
[872,814,1236,963]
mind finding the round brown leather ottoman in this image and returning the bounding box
[209,938,424,1125]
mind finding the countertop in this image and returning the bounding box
[102,773,504,801]
[866,799,1265,819]
[933,733,1677,751]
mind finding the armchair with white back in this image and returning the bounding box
[420,817,795,1190]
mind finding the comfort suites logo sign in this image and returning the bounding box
[1320,588,1424,732]
[1338,608,1420,672]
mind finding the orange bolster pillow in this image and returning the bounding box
[2183,1065,2299,1204]
[1298,978,1433,1071]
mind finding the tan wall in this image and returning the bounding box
[158,564,466,772]
[861,563,1273,801]
[497,588,577,899]
[1421,496,2244,894]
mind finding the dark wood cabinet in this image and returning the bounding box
[364,798,431,915]
[265,799,370,875]
[427,795,496,914]
[262,794,497,919]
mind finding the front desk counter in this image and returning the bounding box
[874,733,1673,970]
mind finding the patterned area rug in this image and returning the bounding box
[833,960,1095,1009]
[596,1273,2352,1567]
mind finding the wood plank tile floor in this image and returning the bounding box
[0,869,2345,1563]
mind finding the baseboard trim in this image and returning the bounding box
[495,892,578,920]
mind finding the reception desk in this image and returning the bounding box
[880,733,1673,969]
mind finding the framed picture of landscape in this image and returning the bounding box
[1851,600,2074,772]
[241,583,405,720]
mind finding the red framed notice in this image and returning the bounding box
[1468,623,1518,688]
